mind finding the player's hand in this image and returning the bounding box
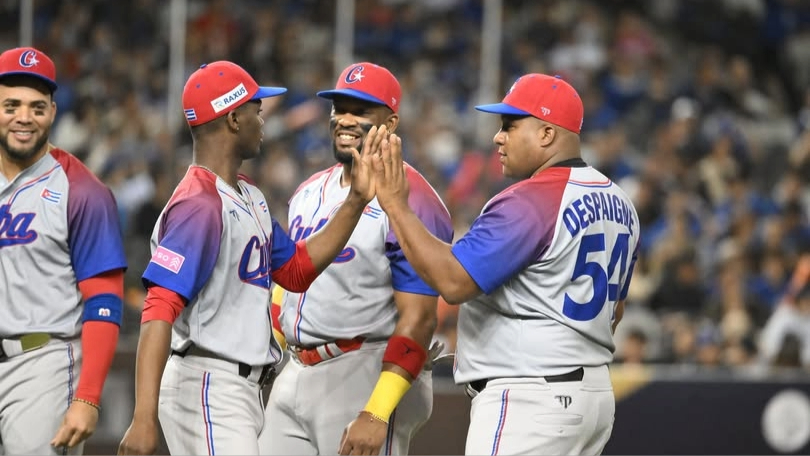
[349,124,388,205]
[338,411,388,455]
[372,133,409,214]
[50,400,99,450]
[424,340,445,370]
[118,416,160,455]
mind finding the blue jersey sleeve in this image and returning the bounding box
[269,218,297,271]
[142,189,223,301]
[385,166,454,295]
[452,179,566,294]
[64,157,127,281]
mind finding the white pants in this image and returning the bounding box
[159,353,267,455]
[465,366,614,456]
[0,338,83,455]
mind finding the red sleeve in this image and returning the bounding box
[75,270,123,405]
[77,269,124,298]
[271,240,318,292]
[76,321,119,405]
[141,285,187,324]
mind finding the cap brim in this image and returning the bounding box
[474,103,530,116]
[251,86,287,100]
[0,71,58,92]
[316,89,386,107]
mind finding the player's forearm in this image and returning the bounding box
[305,196,366,272]
[132,320,172,420]
[76,321,119,405]
[385,204,468,301]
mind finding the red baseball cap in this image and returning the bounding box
[476,74,584,134]
[182,61,287,126]
[317,62,401,113]
[0,47,58,92]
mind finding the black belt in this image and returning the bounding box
[172,346,274,387]
[468,367,584,394]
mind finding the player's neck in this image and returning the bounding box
[193,159,242,194]
[339,163,352,188]
[0,145,51,182]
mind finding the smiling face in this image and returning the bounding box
[0,77,55,166]
[329,95,397,165]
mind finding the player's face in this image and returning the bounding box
[235,100,264,160]
[0,83,55,164]
[493,115,546,179]
[329,96,394,165]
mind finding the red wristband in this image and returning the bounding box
[383,336,427,379]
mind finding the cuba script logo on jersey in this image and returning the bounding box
[288,215,356,263]
[0,204,38,248]
[151,246,185,274]
[211,83,248,113]
[239,236,271,288]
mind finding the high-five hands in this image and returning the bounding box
[371,133,410,214]
[349,124,389,205]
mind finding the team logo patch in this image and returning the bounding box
[344,65,365,84]
[19,50,39,68]
[151,246,185,274]
[40,187,61,204]
[363,205,382,219]
[211,83,248,113]
[259,200,268,213]
[184,108,197,121]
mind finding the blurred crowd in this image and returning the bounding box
[5,0,810,372]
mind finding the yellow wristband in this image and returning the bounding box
[363,371,411,422]
[272,328,287,351]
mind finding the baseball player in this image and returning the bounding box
[371,74,641,455]
[117,60,381,456]
[0,47,127,454]
[259,63,454,455]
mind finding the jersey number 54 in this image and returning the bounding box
[563,232,630,321]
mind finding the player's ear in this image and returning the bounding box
[225,109,240,132]
[385,112,399,134]
[537,122,556,147]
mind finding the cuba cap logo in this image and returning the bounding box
[19,49,39,68]
[344,65,365,84]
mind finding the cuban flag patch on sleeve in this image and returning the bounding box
[40,187,62,204]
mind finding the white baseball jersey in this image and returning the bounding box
[452,163,640,383]
[0,149,127,338]
[278,164,453,346]
[142,166,293,366]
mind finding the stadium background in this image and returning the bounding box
[4,0,810,453]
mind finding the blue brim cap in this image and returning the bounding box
[317,88,387,107]
[251,86,287,100]
[474,102,532,116]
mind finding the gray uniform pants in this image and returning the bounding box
[0,339,83,455]
[259,341,432,455]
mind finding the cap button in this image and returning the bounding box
[200,63,208,69]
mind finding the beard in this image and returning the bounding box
[330,119,374,165]
[0,130,50,163]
